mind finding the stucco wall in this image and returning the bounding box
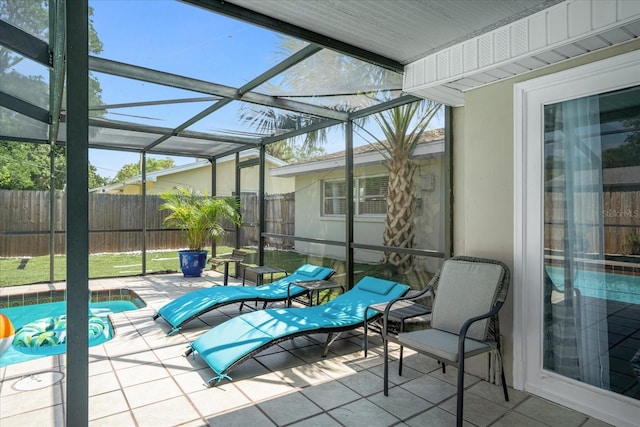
[105,158,294,195]
[456,39,640,384]
[154,166,212,195]
[294,156,445,266]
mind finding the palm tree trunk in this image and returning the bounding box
[383,151,416,273]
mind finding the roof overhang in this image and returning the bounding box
[271,138,444,178]
[224,0,640,107]
[403,0,640,106]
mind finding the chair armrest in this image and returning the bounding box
[381,285,434,334]
[457,301,504,357]
[383,285,433,314]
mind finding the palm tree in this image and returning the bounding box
[240,37,441,273]
[360,101,440,273]
[159,188,241,251]
[239,36,403,154]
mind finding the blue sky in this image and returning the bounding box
[88,0,286,178]
[87,0,441,179]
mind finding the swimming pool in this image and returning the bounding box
[0,288,145,366]
[545,266,640,304]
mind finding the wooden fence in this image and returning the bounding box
[236,192,295,249]
[544,190,640,255]
[0,190,295,257]
[4,189,638,258]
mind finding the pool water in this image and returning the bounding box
[546,266,640,304]
[0,300,140,367]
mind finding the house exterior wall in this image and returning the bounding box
[455,39,640,384]
[117,183,151,195]
[294,157,445,267]
[104,158,294,196]
[153,165,212,195]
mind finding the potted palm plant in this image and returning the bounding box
[160,188,241,277]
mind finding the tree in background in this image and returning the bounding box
[602,117,640,168]
[239,35,402,160]
[0,1,107,190]
[113,158,176,183]
[264,140,325,163]
[359,102,440,273]
[240,36,441,273]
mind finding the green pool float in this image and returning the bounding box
[13,314,110,355]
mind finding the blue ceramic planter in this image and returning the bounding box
[178,250,208,277]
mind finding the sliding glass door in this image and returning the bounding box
[543,86,640,397]
[515,50,640,426]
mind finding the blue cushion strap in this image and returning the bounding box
[207,373,232,386]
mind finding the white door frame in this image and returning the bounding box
[513,49,640,427]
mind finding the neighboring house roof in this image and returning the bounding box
[270,128,445,177]
[91,149,288,192]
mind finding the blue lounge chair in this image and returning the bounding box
[184,276,410,386]
[153,264,335,335]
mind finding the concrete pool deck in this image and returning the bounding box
[0,271,613,426]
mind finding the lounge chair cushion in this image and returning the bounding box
[357,276,398,295]
[194,308,324,374]
[156,264,334,330]
[190,276,409,378]
[296,264,329,277]
[431,260,504,340]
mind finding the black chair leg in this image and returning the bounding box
[383,337,389,396]
[498,350,509,402]
[501,365,509,402]
[456,356,464,427]
[363,320,369,357]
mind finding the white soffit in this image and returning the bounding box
[404,0,640,106]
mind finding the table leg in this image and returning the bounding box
[306,290,314,307]
[223,262,229,286]
[254,273,262,308]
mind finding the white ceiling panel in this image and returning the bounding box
[227,0,563,64]
[402,0,640,105]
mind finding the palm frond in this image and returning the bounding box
[159,188,241,250]
[358,100,441,164]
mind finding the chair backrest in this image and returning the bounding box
[231,249,246,261]
[430,256,509,341]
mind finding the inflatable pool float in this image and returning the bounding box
[13,315,110,356]
[0,313,15,357]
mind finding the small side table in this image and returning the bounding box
[239,265,288,311]
[242,265,288,286]
[209,250,245,286]
[287,280,345,307]
[364,299,431,374]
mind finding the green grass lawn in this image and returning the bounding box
[0,250,183,287]
[1,247,431,291]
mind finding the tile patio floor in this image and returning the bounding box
[0,271,615,426]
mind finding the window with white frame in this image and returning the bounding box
[322,180,346,215]
[322,176,388,216]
